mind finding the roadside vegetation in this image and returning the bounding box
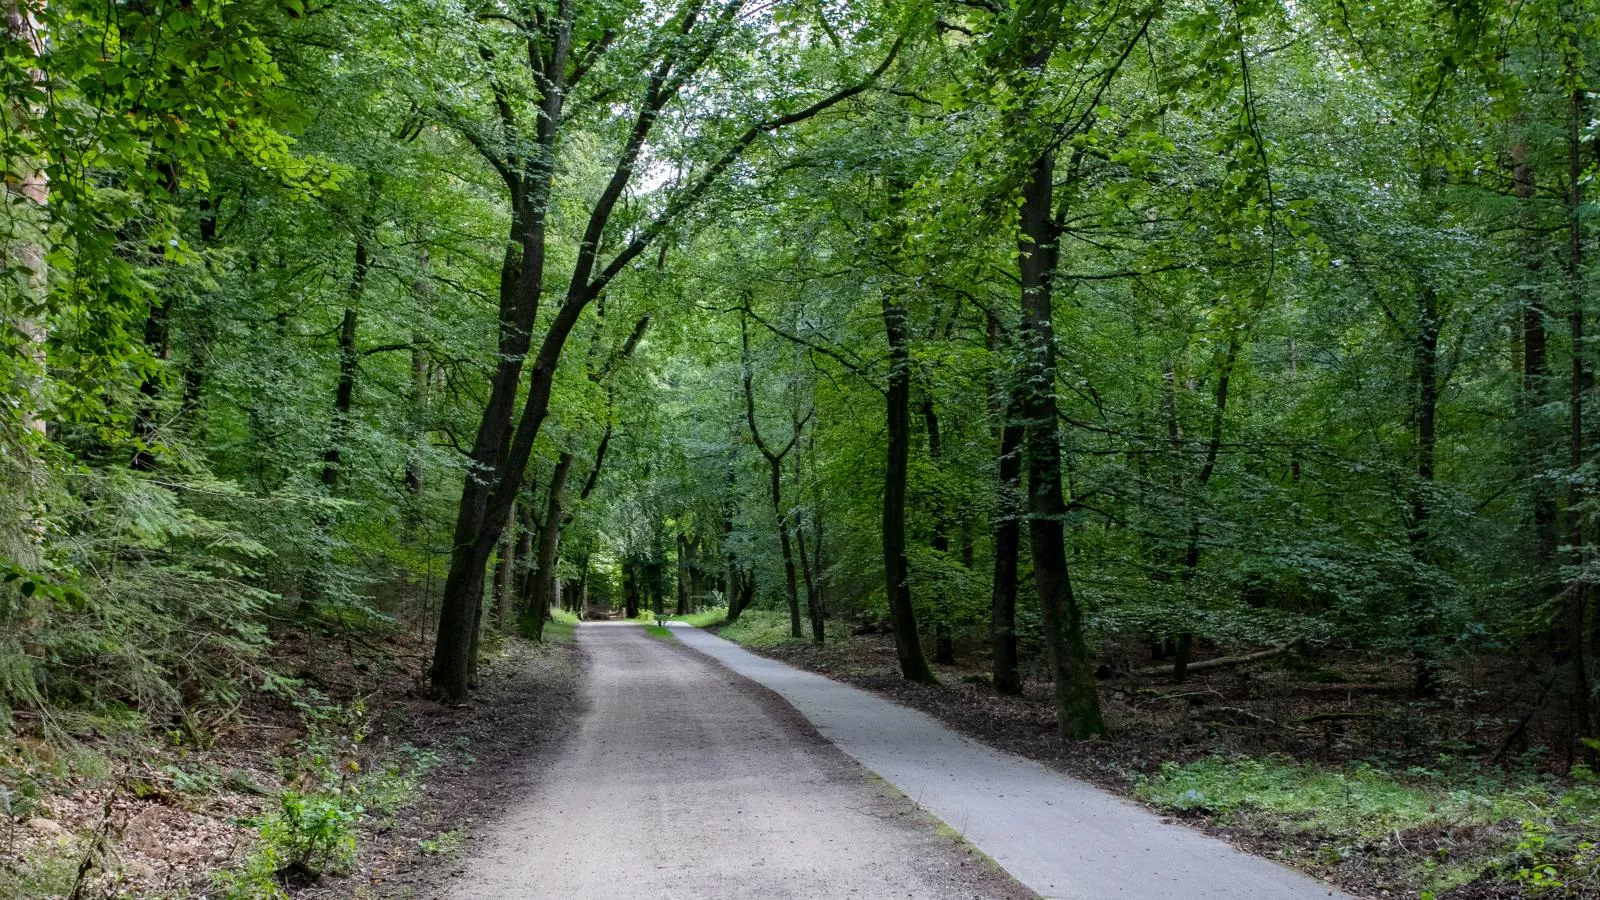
[705,613,1600,898]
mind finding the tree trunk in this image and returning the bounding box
[530,452,575,641]
[1515,149,1558,584]
[1172,335,1242,681]
[404,248,432,530]
[923,396,956,664]
[321,236,369,492]
[688,535,704,612]
[741,314,804,639]
[623,559,641,620]
[1563,57,1591,742]
[882,291,937,684]
[647,557,667,618]
[4,2,48,448]
[676,532,690,616]
[493,503,518,631]
[1017,149,1106,739]
[987,314,1024,695]
[430,9,572,698]
[514,504,535,620]
[1404,281,1440,695]
[792,434,824,644]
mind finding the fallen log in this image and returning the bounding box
[1132,640,1301,677]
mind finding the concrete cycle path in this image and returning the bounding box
[673,623,1359,900]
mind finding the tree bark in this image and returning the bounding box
[741,314,804,639]
[530,452,576,641]
[1017,149,1106,739]
[320,236,368,491]
[493,503,518,631]
[1172,335,1242,681]
[1405,281,1441,696]
[923,396,956,664]
[987,313,1024,695]
[1563,51,1591,741]
[792,428,824,644]
[676,532,691,615]
[623,559,641,619]
[882,291,937,684]
[4,2,48,447]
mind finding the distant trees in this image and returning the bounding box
[2,0,1598,752]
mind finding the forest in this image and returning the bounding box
[3,0,1600,897]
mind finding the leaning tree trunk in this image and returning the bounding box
[1016,149,1106,739]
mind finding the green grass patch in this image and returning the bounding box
[642,624,675,640]
[716,608,805,648]
[628,607,727,627]
[1134,754,1600,895]
[544,608,579,643]
[678,607,728,628]
[1135,754,1506,836]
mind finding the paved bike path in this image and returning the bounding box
[673,624,1357,900]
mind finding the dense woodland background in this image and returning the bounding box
[4,0,1600,895]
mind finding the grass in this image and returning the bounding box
[642,624,675,640]
[628,607,727,627]
[544,608,579,644]
[1135,753,1600,896]
[1135,754,1507,836]
[677,607,728,628]
[716,608,807,648]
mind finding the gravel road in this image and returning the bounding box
[435,621,1031,899]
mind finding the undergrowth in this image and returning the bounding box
[544,608,579,643]
[716,608,806,648]
[677,608,728,628]
[212,683,437,898]
[1136,753,1600,896]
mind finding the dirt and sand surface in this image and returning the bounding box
[430,621,1027,900]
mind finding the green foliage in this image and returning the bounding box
[1139,754,1600,893]
[1136,755,1503,836]
[217,697,436,892]
[418,828,463,856]
[718,609,810,649]
[678,608,729,628]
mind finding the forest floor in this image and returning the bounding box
[0,619,582,899]
[710,610,1597,900]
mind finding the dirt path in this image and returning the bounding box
[432,622,1030,899]
[675,624,1360,900]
